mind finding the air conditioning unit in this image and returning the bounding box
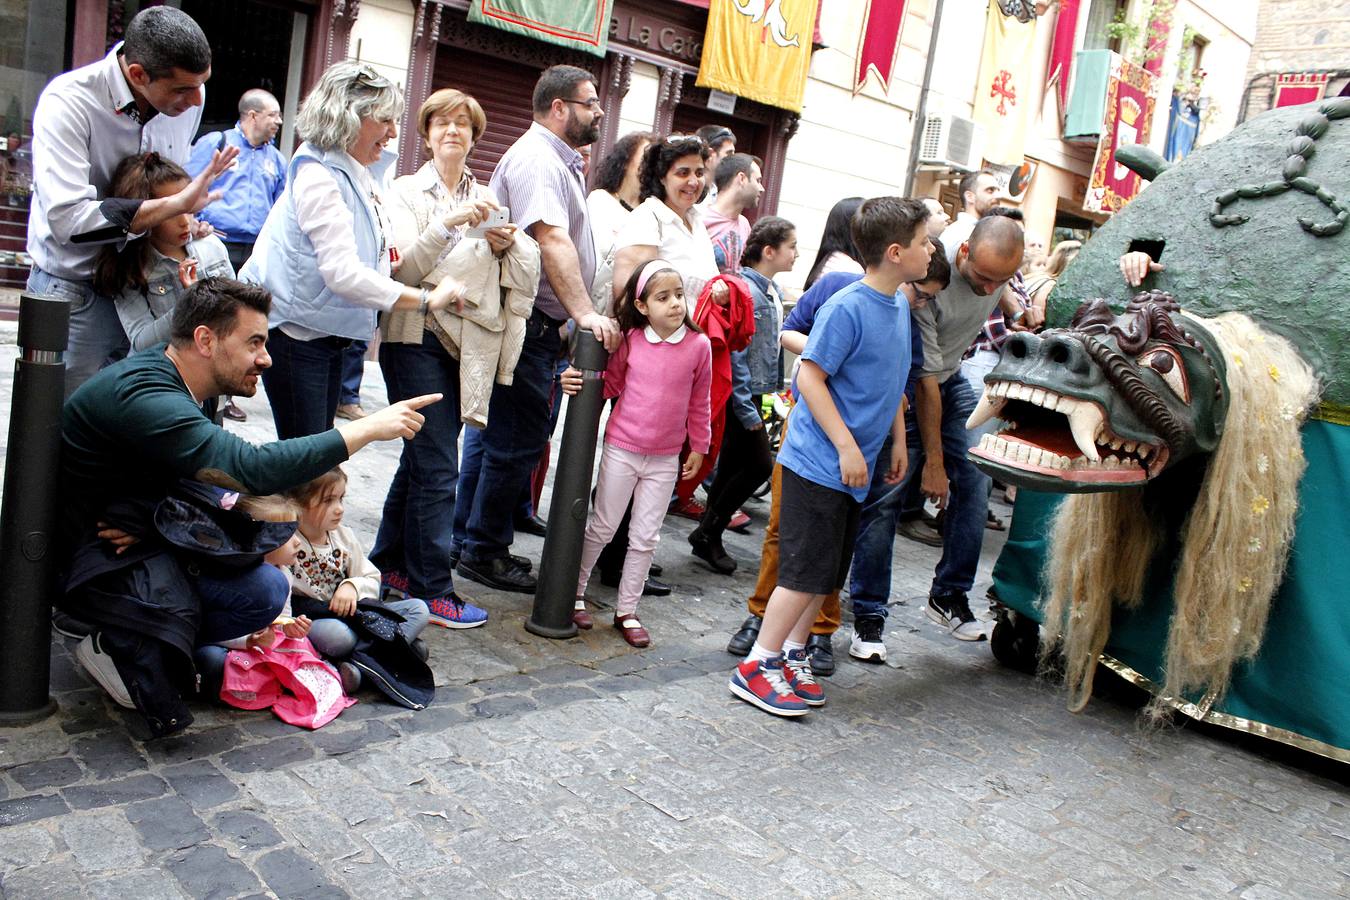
[918,114,986,172]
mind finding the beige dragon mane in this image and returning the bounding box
[1039,312,1320,715]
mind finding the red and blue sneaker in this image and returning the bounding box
[380,570,410,600]
[782,648,826,706]
[426,592,488,629]
[729,657,809,717]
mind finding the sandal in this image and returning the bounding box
[613,612,650,648]
[985,509,1007,531]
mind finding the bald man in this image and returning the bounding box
[907,215,1023,641]
[187,88,286,272]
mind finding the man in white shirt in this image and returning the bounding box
[940,169,999,251]
[27,6,235,395]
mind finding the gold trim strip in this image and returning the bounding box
[1097,654,1350,764]
[1312,402,1350,426]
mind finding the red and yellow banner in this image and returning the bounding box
[1085,57,1156,214]
[697,0,820,113]
[971,0,1039,165]
[1274,73,1330,108]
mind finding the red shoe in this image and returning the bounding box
[782,648,826,706]
[573,601,593,630]
[613,612,650,648]
[728,509,751,532]
[669,497,706,521]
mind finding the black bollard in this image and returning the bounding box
[527,331,609,639]
[0,293,69,724]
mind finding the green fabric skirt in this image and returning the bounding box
[991,418,1350,762]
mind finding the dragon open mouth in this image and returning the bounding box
[966,380,1169,484]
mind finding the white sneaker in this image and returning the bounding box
[849,628,888,664]
[75,634,134,709]
[925,594,987,642]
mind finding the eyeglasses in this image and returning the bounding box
[909,285,939,304]
[561,97,603,111]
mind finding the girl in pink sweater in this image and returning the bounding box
[562,259,713,647]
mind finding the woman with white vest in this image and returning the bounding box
[242,61,464,439]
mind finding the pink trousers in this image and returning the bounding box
[577,443,680,616]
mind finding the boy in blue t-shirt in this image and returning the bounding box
[729,197,934,717]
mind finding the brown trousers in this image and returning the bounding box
[745,410,842,634]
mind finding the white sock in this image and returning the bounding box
[782,638,806,655]
[747,641,780,664]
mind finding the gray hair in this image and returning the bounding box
[295,61,404,153]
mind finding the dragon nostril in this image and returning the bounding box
[1048,343,1070,364]
[1007,337,1029,359]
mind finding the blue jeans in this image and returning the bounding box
[27,266,128,399]
[307,597,431,657]
[850,375,991,606]
[190,562,289,645]
[371,331,463,598]
[924,375,991,596]
[847,434,903,622]
[458,311,561,564]
[261,328,348,439]
[340,340,369,405]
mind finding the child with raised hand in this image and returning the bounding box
[286,468,431,691]
[94,152,234,352]
[729,197,932,717]
[562,259,713,648]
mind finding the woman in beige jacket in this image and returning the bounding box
[368,88,525,627]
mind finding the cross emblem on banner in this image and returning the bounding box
[991,70,1017,116]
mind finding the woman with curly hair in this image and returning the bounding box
[610,133,728,306]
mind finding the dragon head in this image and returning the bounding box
[967,291,1229,492]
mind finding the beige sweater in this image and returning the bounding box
[383,166,541,426]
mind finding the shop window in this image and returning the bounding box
[0,0,71,284]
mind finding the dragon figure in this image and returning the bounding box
[972,99,1350,762]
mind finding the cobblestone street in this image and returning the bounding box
[0,325,1347,899]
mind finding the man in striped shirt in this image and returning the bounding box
[454,65,620,594]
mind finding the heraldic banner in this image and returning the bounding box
[1084,56,1155,214]
[467,0,612,57]
[697,0,820,113]
[854,0,907,96]
[971,0,1038,166]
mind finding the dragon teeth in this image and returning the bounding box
[966,389,1005,430]
[1063,399,1103,462]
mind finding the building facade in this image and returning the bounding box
[5,0,1260,291]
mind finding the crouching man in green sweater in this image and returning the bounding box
[59,277,438,731]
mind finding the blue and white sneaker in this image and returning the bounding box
[426,592,488,629]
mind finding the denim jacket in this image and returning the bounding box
[738,266,784,395]
[114,235,234,351]
[727,267,784,430]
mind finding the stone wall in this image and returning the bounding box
[1246,0,1350,79]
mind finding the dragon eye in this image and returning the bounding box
[1139,348,1189,402]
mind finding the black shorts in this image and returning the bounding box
[776,466,862,595]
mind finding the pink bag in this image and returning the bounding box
[221,632,356,729]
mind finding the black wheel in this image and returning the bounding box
[991,605,1040,674]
